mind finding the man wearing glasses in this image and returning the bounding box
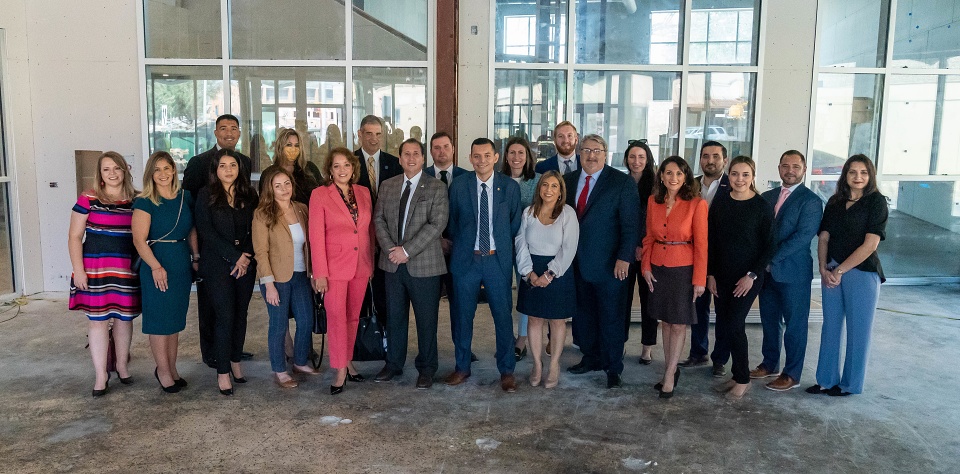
[535,121,581,175]
[563,134,640,389]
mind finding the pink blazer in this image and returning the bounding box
[309,183,374,281]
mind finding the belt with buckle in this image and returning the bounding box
[655,240,692,245]
[474,250,496,255]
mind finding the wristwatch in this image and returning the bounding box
[746,272,757,281]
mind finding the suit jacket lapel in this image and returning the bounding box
[582,168,609,216]
[328,184,356,227]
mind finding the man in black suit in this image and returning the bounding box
[679,140,732,376]
[424,131,467,295]
[354,115,403,324]
[181,114,254,368]
[564,134,640,389]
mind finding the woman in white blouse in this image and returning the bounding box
[514,170,580,388]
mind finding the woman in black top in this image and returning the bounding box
[706,156,774,400]
[268,127,322,204]
[195,149,259,396]
[620,140,658,364]
[807,154,887,396]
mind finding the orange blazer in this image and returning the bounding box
[308,184,374,281]
[641,195,708,286]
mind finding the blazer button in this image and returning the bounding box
[354,230,358,234]
[354,247,358,250]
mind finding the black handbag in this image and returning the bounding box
[352,282,387,361]
[312,292,327,334]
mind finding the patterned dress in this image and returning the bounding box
[68,193,142,320]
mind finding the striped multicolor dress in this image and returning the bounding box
[68,193,142,320]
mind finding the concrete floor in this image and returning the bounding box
[1,285,958,473]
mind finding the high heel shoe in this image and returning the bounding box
[154,368,181,394]
[174,377,187,388]
[116,371,134,385]
[330,382,344,395]
[544,367,559,389]
[231,373,247,384]
[92,381,109,398]
[347,373,365,383]
[660,370,680,398]
[654,370,681,392]
[219,386,234,396]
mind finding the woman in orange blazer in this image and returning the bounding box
[309,147,375,395]
[641,156,708,399]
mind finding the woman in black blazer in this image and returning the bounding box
[194,149,259,396]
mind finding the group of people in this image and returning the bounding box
[69,115,887,401]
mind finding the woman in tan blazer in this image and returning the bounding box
[253,165,320,389]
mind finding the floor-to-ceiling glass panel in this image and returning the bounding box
[145,66,224,171]
[495,0,569,63]
[0,73,14,293]
[231,67,346,173]
[143,0,221,59]
[684,72,755,166]
[573,70,680,166]
[892,0,960,68]
[818,0,889,68]
[352,0,428,61]
[689,0,760,66]
[230,0,346,60]
[352,67,427,156]
[493,69,566,161]
[811,73,883,176]
[575,0,682,65]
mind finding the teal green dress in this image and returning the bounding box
[133,190,194,335]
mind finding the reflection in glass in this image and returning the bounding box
[146,66,224,171]
[230,0,345,60]
[495,0,568,63]
[352,67,427,156]
[231,67,346,173]
[493,70,566,161]
[881,75,960,175]
[689,0,759,65]
[811,74,883,176]
[818,0,888,68]
[574,71,680,165]
[0,185,14,294]
[353,0,428,61]
[892,0,960,68]
[575,0,682,65]
[685,72,756,165]
[144,0,221,59]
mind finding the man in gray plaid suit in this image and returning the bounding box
[372,138,450,389]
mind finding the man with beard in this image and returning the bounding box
[535,121,581,175]
[679,140,731,377]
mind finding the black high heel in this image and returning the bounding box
[660,370,680,398]
[231,373,247,384]
[347,373,364,383]
[154,368,181,393]
[654,370,681,393]
[219,387,234,396]
[92,381,109,398]
[174,377,187,388]
[117,374,134,385]
[330,384,344,395]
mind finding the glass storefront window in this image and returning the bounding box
[685,72,756,165]
[811,73,883,176]
[143,0,221,59]
[892,0,960,68]
[575,0,683,65]
[230,0,346,60]
[495,0,569,63]
[352,67,427,156]
[573,71,680,165]
[689,0,760,65]
[817,0,889,68]
[146,66,224,171]
[493,69,566,161]
[353,0,428,61]
[231,67,346,174]
[881,75,960,175]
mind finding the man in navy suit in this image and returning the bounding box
[754,150,823,391]
[354,114,403,323]
[443,138,523,392]
[425,131,468,186]
[680,140,732,376]
[535,121,581,175]
[564,134,640,389]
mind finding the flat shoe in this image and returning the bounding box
[274,375,298,389]
[805,384,829,394]
[713,379,737,393]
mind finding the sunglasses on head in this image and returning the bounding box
[628,139,648,145]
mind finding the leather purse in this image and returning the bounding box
[312,292,327,335]
[352,281,387,361]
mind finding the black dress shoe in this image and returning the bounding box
[805,384,828,394]
[514,347,527,362]
[154,368,181,394]
[826,385,852,397]
[470,353,479,362]
[330,384,344,395]
[567,361,600,374]
[416,373,433,389]
[347,373,365,383]
[92,381,109,398]
[374,367,401,382]
[240,351,254,360]
[607,373,622,389]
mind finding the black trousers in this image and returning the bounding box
[573,270,627,375]
[384,265,442,376]
[713,277,762,384]
[203,263,257,375]
[623,260,657,345]
[197,279,215,362]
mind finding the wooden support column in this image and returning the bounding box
[435,0,458,162]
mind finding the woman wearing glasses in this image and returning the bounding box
[621,140,658,365]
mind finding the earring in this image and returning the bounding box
[100,181,105,187]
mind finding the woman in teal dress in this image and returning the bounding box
[132,151,199,394]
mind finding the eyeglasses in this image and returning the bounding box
[581,148,606,155]
[628,139,648,145]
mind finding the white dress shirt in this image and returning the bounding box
[575,167,603,205]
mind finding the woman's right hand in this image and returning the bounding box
[819,266,840,288]
[313,276,328,294]
[264,282,280,306]
[706,275,718,297]
[72,270,88,291]
[152,266,168,292]
[642,270,656,292]
[693,285,706,301]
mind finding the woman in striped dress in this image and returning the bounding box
[68,151,141,397]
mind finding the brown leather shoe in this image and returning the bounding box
[444,370,470,386]
[749,365,778,379]
[374,366,401,382]
[292,365,321,376]
[500,374,517,393]
[766,374,800,392]
[416,373,433,389]
[274,374,298,389]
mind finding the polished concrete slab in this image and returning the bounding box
[1,285,958,473]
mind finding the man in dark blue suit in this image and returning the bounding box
[754,150,823,391]
[681,140,732,376]
[564,134,640,389]
[443,138,523,392]
[534,121,581,175]
[425,131,468,186]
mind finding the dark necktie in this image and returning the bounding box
[576,175,591,218]
[478,183,490,254]
[398,180,412,242]
[563,159,572,174]
[439,170,448,185]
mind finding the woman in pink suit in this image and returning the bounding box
[309,147,375,395]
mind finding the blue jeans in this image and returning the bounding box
[260,272,314,373]
[816,266,880,394]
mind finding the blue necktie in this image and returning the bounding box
[478,183,490,254]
